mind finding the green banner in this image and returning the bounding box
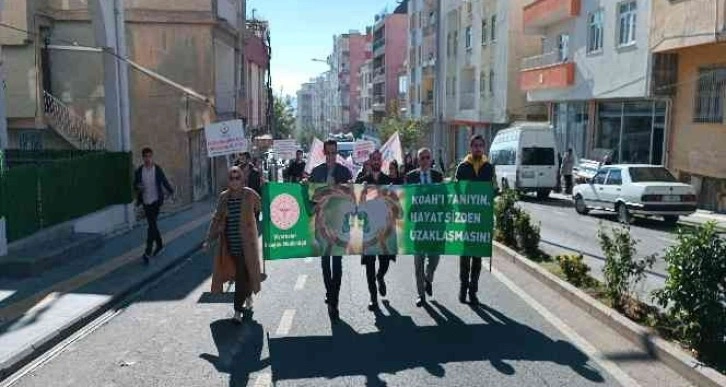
[262,181,494,260]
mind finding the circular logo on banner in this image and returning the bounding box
[270,193,301,231]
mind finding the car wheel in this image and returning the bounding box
[617,203,632,224]
[574,195,589,215]
[536,189,550,200]
[663,215,680,226]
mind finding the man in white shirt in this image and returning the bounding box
[134,148,175,263]
[406,147,444,307]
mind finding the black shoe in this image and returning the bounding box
[415,297,426,308]
[368,300,379,311]
[469,293,480,305]
[328,304,340,321]
[142,253,150,264]
[377,278,387,298]
[425,280,433,297]
[459,287,467,304]
[153,245,164,257]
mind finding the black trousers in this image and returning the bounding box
[362,255,392,301]
[563,174,573,194]
[233,253,251,312]
[460,256,482,294]
[143,201,162,255]
[321,256,342,306]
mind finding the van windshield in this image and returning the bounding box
[521,147,555,166]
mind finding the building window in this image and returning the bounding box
[453,31,458,54]
[489,69,494,94]
[447,33,452,57]
[490,15,497,41]
[479,71,486,94]
[429,12,435,27]
[617,1,637,47]
[465,26,472,49]
[19,131,43,151]
[694,67,726,123]
[587,9,604,53]
[453,76,457,94]
[558,34,570,62]
[481,19,488,45]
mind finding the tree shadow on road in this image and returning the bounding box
[267,301,607,386]
[200,318,270,387]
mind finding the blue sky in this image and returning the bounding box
[248,0,400,97]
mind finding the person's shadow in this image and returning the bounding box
[200,319,270,387]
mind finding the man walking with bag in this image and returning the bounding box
[407,148,443,307]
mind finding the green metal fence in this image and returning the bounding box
[0,152,133,242]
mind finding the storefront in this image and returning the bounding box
[552,102,588,160]
[595,100,668,165]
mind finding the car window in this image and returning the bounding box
[521,147,555,166]
[605,169,622,185]
[629,167,676,182]
[592,169,609,184]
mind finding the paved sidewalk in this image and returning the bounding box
[0,200,214,379]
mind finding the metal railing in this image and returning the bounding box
[521,51,565,70]
[43,90,106,150]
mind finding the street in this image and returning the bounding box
[4,250,635,387]
[518,194,681,299]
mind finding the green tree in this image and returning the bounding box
[272,95,295,140]
[378,115,426,151]
[349,121,367,139]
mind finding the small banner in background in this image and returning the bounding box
[262,182,494,260]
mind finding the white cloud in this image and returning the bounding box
[272,70,313,97]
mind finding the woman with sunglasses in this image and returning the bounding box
[204,166,263,323]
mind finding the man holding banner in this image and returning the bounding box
[407,147,444,307]
[455,134,496,305]
[308,139,353,321]
[355,150,395,311]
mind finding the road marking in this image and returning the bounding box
[0,214,211,322]
[276,309,296,336]
[251,373,272,387]
[492,268,641,387]
[294,275,307,290]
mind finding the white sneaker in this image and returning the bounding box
[233,311,243,323]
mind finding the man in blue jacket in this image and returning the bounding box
[134,147,174,263]
[308,140,352,321]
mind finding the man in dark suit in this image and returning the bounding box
[134,147,174,263]
[355,150,395,311]
[406,147,444,307]
[308,140,353,321]
[455,134,495,305]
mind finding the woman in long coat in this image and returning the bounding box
[204,166,263,322]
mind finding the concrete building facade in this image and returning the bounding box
[440,0,544,163]
[650,0,726,212]
[0,0,268,205]
[520,0,667,169]
[371,3,409,123]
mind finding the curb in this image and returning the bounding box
[493,242,726,387]
[0,236,204,381]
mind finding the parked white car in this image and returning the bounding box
[572,165,697,225]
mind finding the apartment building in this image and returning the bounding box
[371,2,409,123]
[0,0,267,204]
[359,56,374,124]
[329,31,370,132]
[650,0,726,212]
[408,0,438,123]
[441,0,544,162]
[520,0,666,168]
[296,82,315,133]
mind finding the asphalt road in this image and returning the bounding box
[7,249,624,387]
[517,194,683,299]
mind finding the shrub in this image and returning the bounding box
[514,210,541,257]
[494,189,519,247]
[653,222,726,362]
[597,223,656,311]
[556,254,591,287]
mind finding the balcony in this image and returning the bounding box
[523,0,580,34]
[372,39,386,53]
[520,52,575,91]
[372,95,386,112]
